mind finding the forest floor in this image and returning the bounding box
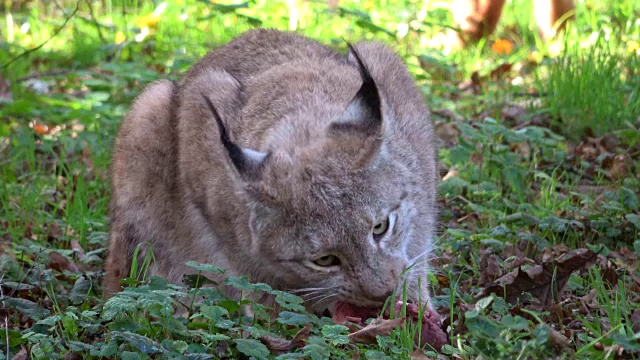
[1,1,639,359]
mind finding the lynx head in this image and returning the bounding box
[203,45,435,311]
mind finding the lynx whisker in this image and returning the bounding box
[408,249,434,265]
[303,289,338,302]
[310,293,340,309]
[288,286,334,294]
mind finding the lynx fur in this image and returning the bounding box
[104,29,439,313]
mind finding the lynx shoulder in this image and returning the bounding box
[105,29,439,313]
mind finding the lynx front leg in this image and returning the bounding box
[104,80,178,298]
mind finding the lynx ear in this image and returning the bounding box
[202,95,269,181]
[327,43,384,167]
[331,43,383,135]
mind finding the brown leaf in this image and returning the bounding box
[46,222,62,241]
[546,324,572,349]
[483,249,597,306]
[547,303,570,325]
[510,142,531,159]
[469,152,483,165]
[436,274,451,287]
[575,143,598,161]
[490,62,513,79]
[64,352,83,360]
[579,289,598,315]
[503,256,534,272]
[600,261,619,288]
[516,239,539,259]
[260,323,311,355]
[599,135,618,153]
[458,71,482,95]
[609,154,632,180]
[410,349,430,359]
[70,239,86,261]
[11,347,28,360]
[479,252,503,285]
[348,317,405,345]
[48,251,81,273]
[435,122,461,147]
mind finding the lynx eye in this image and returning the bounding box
[313,255,341,267]
[372,217,390,238]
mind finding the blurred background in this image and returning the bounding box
[1,0,639,136]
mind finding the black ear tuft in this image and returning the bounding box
[202,95,268,180]
[345,42,382,127]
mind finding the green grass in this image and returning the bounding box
[1,0,640,359]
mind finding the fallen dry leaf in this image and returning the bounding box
[503,256,535,272]
[46,222,62,241]
[599,260,619,288]
[609,154,632,180]
[579,289,598,315]
[469,152,483,165]
[490,63,513,79]
[410,349,430,359]
[70,239,85,261]
[11,347,28,360]
[479,252,503,285]
[63,352,83,360]
[435,122,461,147]
[48,251,81,273]
[458,71,482,95]
[510,142,531,159]
[348,317,405,344]
[546,324,572,349]
[260,323,311,355]
[483,249,597,306]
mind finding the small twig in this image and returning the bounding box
[84,0,106,43]
[16,69,75,82]
[1,0,81,69]
[1,251,42,302]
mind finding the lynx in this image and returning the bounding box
[104,29,439,315]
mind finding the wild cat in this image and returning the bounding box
[104,29,439,316]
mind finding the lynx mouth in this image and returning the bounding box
[332,300,381,325]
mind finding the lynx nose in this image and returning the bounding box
[361,278,398,303]
[368,289,395,303]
